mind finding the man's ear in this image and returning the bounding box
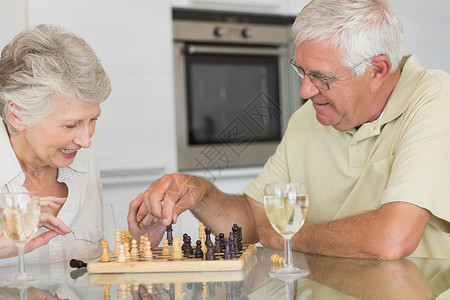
[369,55,392,93]
[7,101,26,131]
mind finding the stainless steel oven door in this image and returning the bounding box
[174,42,293,171]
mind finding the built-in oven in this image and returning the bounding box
[173,9,300,172]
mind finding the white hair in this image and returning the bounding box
[0,24,111,134]
[292,0,404,75]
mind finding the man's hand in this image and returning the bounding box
[127,193,166,246]
[137,173,209,226]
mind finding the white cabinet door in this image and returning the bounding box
[28,1,177,175]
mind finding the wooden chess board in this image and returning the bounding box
[87,244,257,274]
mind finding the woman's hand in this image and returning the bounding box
[0,197,72,259]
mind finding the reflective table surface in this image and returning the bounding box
[0,247,449,300]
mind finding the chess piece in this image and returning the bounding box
[166,224,173,246]
[205,240,215,260]
[144,240,153,258]
[194,240,203,258]
[118,244,126,262]
[223,238,232,260]
[229,232,237,258]
[172,237,183,259]
[123,242,131,260]
[139,235,145,254]
[183,236,193,257]
[69,259,87,268]
[101,240,110,262]
[131,239,139,257]
[201,282,208,300]
[199,222,207,253]
[113,228,121,258]
[205,228,213,248]
[270,254,285,265]
[214,236,222,253]
[103,284,111,300]
[174,282,186,299]
[219,233,225,251]
[161,239,170,256]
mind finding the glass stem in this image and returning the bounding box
[284,238,293,268]
[17,245,25,276]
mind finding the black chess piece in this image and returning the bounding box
[194,240,203,258]
[223,238,232,260]
[237,226,243,251]
[205,241,215,260]
[229,232,237,258]
[166,224,173,246]
[184,236,193,257]
[232,224,243,251]
[69,259,87,269]
[205,227,213,248]
[219,232,225,250]
[214,236,222,253]
[208,282,216,297]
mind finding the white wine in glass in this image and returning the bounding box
[0,192,40,286]
[264,182,309,279]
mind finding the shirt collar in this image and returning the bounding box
[345,54,424,142]
[379,54,425,126]
[0,121,22,189]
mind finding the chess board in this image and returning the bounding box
[87,244,257,274]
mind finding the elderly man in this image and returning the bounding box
[128,0,450,259]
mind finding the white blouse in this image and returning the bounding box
[0,121,103,267]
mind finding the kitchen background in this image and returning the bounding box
[1,0,449,243]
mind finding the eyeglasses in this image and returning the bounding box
[289,57,370,90]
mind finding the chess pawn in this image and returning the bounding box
[117,244,126,262]
[144,240,153,259]
[194,240,203,258]
[214,236,222,253]
[161,239,170,256]
[101,240,110,262]
[130,239,139,257]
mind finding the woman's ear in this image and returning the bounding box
[7,101,26,131]
[369,55,392,94]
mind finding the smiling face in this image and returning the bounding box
[295,40,378,131]
[11,96,101,170]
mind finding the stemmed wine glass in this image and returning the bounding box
[264,182,309,279]
[0,192,40,286]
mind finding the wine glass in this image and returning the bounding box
[0,192,40,286]
[264,182,309,279]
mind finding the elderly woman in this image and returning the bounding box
[0,24,111,265]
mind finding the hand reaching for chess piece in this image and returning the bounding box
[127,193,167,246]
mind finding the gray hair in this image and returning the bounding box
[0,24,111,134]
[292,0,404,75]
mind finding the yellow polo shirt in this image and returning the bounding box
[244,55,450,258]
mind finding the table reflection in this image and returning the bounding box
[0,248,449,300]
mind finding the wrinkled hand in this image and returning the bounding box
[128,194,166,246]
[136,173,206,227]
[130,284,168,300]
[25,196,71,253]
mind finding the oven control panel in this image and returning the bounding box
[173,20,290,45]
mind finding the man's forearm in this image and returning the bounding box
[190,184,258,242]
